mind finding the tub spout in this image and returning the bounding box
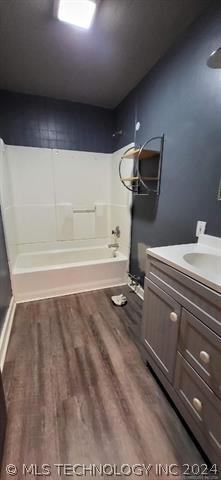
[108,243,119,249]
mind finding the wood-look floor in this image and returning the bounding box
[1,287,205,479]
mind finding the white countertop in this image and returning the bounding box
[147,234,221,294]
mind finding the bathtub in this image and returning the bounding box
[12,246,128,302]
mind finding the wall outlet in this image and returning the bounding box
[135,121,141,131]
[196,220,207,237]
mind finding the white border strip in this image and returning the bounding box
[0,297,16,371]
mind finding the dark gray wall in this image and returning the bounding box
[0,91,113,153]
[114,3,221,284]
[0,209,11,332]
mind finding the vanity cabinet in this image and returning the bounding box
[142,255,221,467]
[142,279,180,382]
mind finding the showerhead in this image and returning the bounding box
[207,48,221,68]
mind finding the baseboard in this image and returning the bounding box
[128,278,144,300]
[0,297,16,371]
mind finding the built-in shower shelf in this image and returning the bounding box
[121,147,159,160]
[119,134,164,195]
[122,176,159,182]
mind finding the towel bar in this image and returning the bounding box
[73,208,96,213]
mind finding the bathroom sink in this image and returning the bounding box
[147,235,221,292]
[183,253,221,278]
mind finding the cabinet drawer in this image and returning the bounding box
[179,309,221,399]
[142,278,181,383]
[175,353,221,458]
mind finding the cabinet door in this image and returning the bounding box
[0,372,6,466]
[142,278,181,382]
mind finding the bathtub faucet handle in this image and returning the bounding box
[112,226,120,238]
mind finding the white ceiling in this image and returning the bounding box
[0,0,211,108]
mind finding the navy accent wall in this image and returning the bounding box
[113,91,136,152]
[0,91,113,153]
[0,209,11,332]
[114,3,221,284]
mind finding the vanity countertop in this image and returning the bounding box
[147,234,221,294]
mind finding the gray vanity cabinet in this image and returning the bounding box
[142,279,180,382]
[142,255,221,467]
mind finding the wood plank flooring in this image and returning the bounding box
[1,286,205,479]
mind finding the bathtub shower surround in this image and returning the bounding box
[0,140,16,267]
[110,146,133,259]
[6,146,111,247]
[0,142,132,301]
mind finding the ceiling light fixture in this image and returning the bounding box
[55,0,97,30]
[207,48,221,68]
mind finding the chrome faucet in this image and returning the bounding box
[112,226,120,238]
[108,242,119,249]
[108,241,119,258]
[108,226,120,257]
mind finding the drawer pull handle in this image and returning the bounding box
[192,397,202,413]
[199,351,210,365]
[170,312,178,322]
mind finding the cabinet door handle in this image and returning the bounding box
[169,311,178,322]
[199,350,210,365]
[192,397,202,413]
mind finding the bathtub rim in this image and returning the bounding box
[13,247,127,274]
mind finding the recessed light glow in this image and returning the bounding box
[57,0,96,29]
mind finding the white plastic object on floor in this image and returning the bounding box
[111,294,127,306]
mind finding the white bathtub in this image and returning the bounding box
[12,246,128,302]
